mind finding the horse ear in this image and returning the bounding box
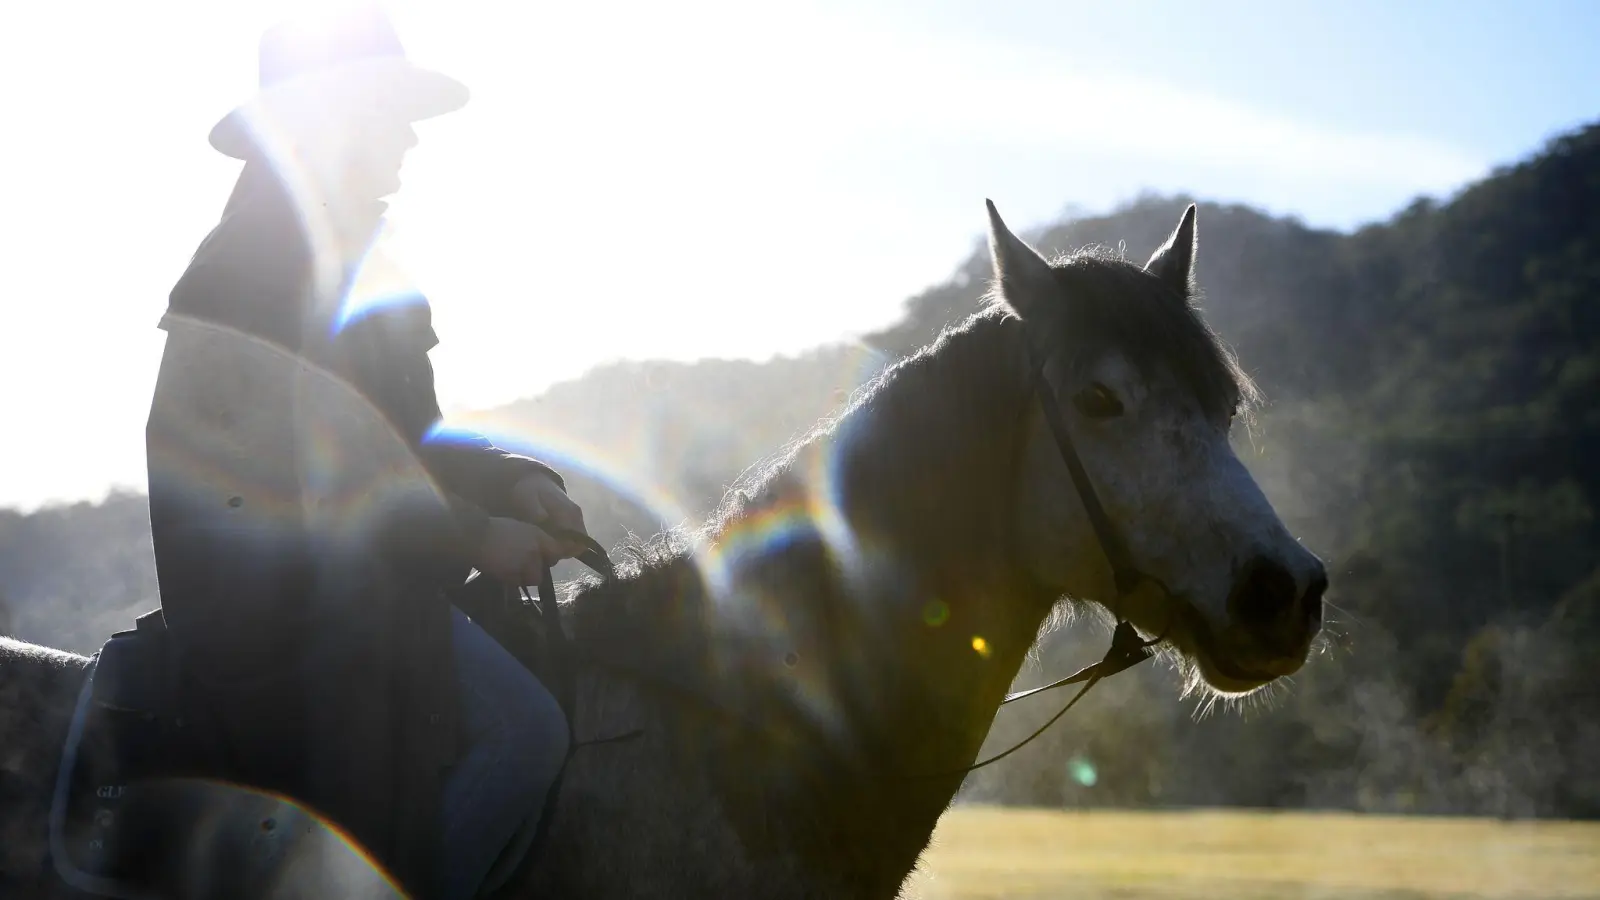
[1144,203,1198,298]
[986,199,1057,319]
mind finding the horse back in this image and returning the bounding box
[0,636,90,896]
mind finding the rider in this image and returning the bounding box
[145,6,581,898]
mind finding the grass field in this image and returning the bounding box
[902,806,1600,900]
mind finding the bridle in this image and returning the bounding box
[914,348,1173,779]
[521,343,1173,778]
[520,536,613,733]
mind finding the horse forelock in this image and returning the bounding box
[985,244,1259,423]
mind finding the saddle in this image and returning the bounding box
[49,610,411,900]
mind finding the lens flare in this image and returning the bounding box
[425,421,694,533]
[226,109,349,306]
[148,315,459,558]
[1068,754,1099,787]
[331,235,430,336]
[111,777,408,898]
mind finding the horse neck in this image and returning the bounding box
[826,314,1058,760]
[714,313,1058,849]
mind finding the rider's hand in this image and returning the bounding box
[475,516,568,586]
[510,472,591,557]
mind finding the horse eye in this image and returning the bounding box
[1072,383,1124,419]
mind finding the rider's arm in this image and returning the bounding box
[332,302,569,534]
[420,427,567,517]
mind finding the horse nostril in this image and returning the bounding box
[1229,557,1299,628]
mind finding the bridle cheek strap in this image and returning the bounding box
[1028,366,1145,599]
[908,359,1165,780]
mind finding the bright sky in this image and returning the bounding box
[1,0,1597,511]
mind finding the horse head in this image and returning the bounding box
[988,202,1327,695]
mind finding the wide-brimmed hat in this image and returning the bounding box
[209,4,468,160]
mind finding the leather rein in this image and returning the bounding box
[523,350,1170,777]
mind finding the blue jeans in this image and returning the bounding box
[440,607,570,900]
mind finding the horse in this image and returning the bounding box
[0,201,1326,899]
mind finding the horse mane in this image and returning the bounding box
[0,635,88,669]
[557,312,1007,705]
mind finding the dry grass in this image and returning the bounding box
[902,806,1600,900]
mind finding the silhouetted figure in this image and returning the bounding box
[146,6,586,897]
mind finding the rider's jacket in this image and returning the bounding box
[147,164,560,666]
[143,163,562,891]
